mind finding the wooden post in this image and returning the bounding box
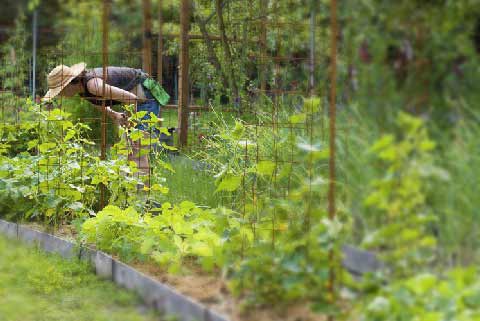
[259,0,268,93]
[32,9,38,99]
[100,0,110,210]
[327,0,338,319]
[142,0,153,75]
[309,1,316,96]
[215,0,239,102]
[178,0,190,147]
[157,0,163,83]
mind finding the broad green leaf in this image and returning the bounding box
[160,127,171,136]
[160,161,174,172]
[62,120,74,130]
[215,174,242,193]
[370,134,394,153]
[38,142,56,153]
[406,273,437,295]
[231,121,245,140]
[141,138,159,146]
[27,139,39,150]
[303,97,321,113]
[134,111,148,119]
[140,238,155,255]
[289,113,307,124]
[130,130,143,142]
[420,139,436,151]
[191,242,213,257]
[257,160,276,176]
[151,183,169,194]
[312,148,330,160]
[161,143,177,151]
[180,200,196,210]
[152,251,174,266]
[278,163,292,180]
[64,129,75,141]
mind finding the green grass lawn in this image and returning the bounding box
[0,235,160,321]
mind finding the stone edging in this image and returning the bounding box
[0,219,229,321]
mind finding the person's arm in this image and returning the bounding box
[86,77,139,105]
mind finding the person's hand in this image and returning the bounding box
[111,111,129,127]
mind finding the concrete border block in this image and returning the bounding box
[79,246,97,265]
[342,245,384,276]
[0,219,17,239]
[95,251,113,279]
[138,274,173,309]
[42,233,76,259]
[205,309,230,321]
[113,259,142,291]
[17,225,44,246]
[162,288,207,321]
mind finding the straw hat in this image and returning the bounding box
[42,62,87,101]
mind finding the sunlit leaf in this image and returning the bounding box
[215,174,242,193]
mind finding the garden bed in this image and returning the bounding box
[2,219,327,321]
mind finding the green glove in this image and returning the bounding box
[143,78,170,105]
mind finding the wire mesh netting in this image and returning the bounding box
[0,0,341,314]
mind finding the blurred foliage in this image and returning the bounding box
[342,0,480,124]
[353,267,480,321]
[362,112,444,276]
[0,12,29,96]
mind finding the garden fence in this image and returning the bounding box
[0,0,340,315]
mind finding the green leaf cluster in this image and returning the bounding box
[355,268,480,321]
[81,203,242,274]
[363,112,446,276]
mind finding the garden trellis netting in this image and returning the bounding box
[0,0,342,317]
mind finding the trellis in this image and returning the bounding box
[0,0,340,318]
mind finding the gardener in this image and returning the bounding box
[42,62,170,177]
